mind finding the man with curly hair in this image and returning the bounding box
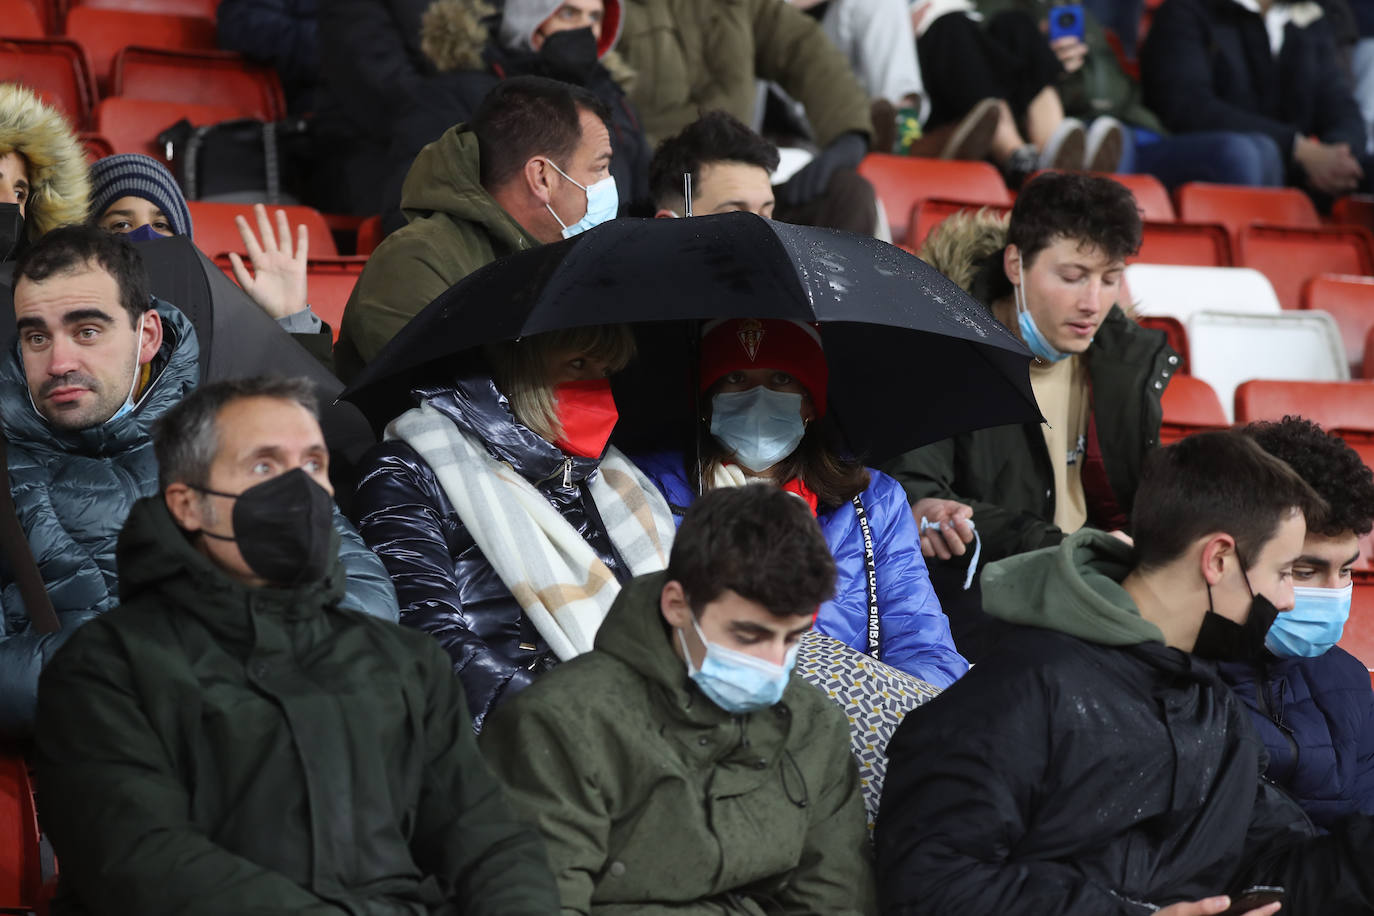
[1220,416,1374,828]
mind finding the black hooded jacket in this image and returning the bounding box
[353,370,629,730]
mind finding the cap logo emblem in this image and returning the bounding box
[737,319,764,362]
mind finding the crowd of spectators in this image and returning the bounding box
[0,0,1367,914]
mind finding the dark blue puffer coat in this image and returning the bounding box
[1219,648,1374,830]
[634,451,967,688]
[0,301,399,739]
[352,370,632,731]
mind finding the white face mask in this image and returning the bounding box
[544,159,619,239]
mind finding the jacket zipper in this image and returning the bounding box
[562,458,573,489]
[1256,670,1300,769]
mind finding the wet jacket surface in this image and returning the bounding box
[1220,648,1374,830]
[480,570,877,915]
[336,127,541,380]
[34,495,558,916]
[876,530,1374,915]
[0,301,397,739]
[635,451,966,688]
[617,0,874,146]
[354,369,629,730]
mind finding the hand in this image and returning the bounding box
[776,132,868,207]
[1157,896,1281,916]
[911,497,975,560]
[228,204,309,321]
[1294,137,1363,196]
[1050,36,1089,73]
[1109,529,1134,547]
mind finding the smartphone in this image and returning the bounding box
[1216,887,1284,916]
[1048,3,1085,42]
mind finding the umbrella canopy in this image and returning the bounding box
[342,212,1041,463]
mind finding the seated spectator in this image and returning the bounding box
[88,154,334,366]
[635,318,967,688]
[217,0,319,113]
[0,83,88,256]
[1141,0,1370,200]
[480,484,875,914]
[33,376,558,916]
[910,4,1125,185]
[1217,417,1374,829]
[353,326,675,730]
[379,0,650,233]
[884,173,1179,661]
[649,110,778,218]
[1353,0,1374,151]
[0,226,396,740]
[978,0,1293,187]
[336,76,614,381]
[877,430,1374,914]
[617,0,880,235]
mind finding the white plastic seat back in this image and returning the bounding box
[1126,264,1281,323]
[1188,310,1349,421]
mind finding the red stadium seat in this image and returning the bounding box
[909,198,1010,253]
[1133,221,1232,266]
[1239,225,1374,310]
[95,96,239,161]
[215,255,362,341]
[1110,173,1175,221]
[1333,194,1374,233]
[68,0,216,18]
[0,38,95,127]
[113,47,285,121]
[1340,582,1374,670]
[1301,274,1374,375]
[77,130,110,162]
[0,753,44,913]
[1137,315,1189,370]
[1175,183,1320,247]
[857,154,1011,246]
[355,214,382,256]
[190,201,338,258]
[63,6,215,91]
[0,0,47,37]
[1158,374,1225,444]
[1234,379,1374,431]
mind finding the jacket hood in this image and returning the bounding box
[400,126,536,240]
[0,84,90,241]
[0,299,199,458]
[982,528,1165,646]
[421,0,632,83]
[116,493,345,628]
[917,208,1009,297]
[412,364,603,486]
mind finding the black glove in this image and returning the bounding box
[776,132,868,207]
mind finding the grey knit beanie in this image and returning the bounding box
[88,153,193,238]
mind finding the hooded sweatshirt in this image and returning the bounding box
[0,83,89,243]
[876,529,1374,915]
[496,0,624,57]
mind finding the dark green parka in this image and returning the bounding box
[884,213,1179,564]
[35,495,558,916]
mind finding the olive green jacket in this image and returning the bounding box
[35,495,557,916]
[617,0,874,146]
[336,125,540,381]
[480,571,876,915]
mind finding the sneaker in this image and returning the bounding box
[937,97,1001,161]
[1085,116,1127,173]
[1003,144,1041,189]
[1038,117,1086,171]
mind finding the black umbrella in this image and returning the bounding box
[341,212,1041,463]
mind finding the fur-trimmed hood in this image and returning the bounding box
[421,0,633,87]
[0,83,89,241]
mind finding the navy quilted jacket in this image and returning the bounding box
[1219,648,1374,830]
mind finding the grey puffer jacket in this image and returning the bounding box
[0,301,399,739]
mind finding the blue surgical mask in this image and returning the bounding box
[1015,280,1071,364]
[105,311,147,424]
[678,616,798,713]
[1265,583,1353,658]
[545,159,618,239]
[710,387,806,472]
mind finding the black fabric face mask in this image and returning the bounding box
[538,27,600,84]
[1192,555,1280,663]
[0,203,26,263]
[193,468,335,587]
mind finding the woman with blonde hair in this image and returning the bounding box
[0,82,88,252]
[353,324,676,730]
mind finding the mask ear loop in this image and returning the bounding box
[124,311,148,409]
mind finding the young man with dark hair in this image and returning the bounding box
[878,430,1374,916]
[0,227,397,741]
[649,110,781,218]
[480,484,876,915]
[885,171,1180,659]
[1218,417,1374,828]
[35,376,558,915]
[336,75,615,380]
